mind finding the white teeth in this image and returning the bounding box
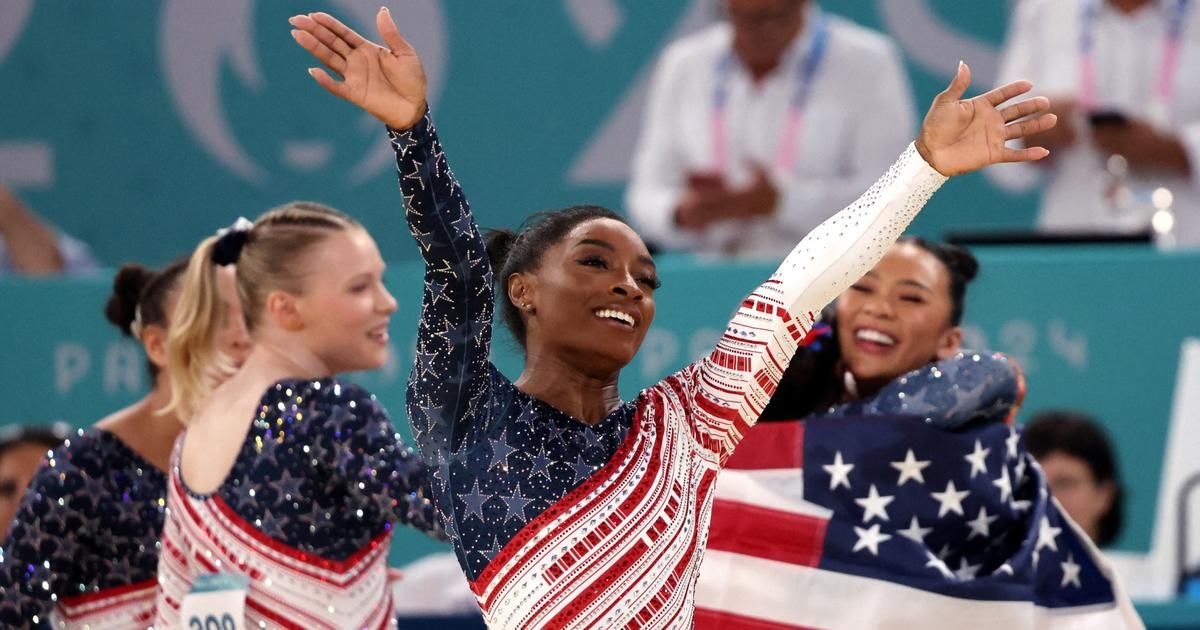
[596,309,635,327]
[856,329,895,346]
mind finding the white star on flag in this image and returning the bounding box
[955,557,982,581]
[898,516,932,544]
[1060,553,1082,588]
[924,550,954,578]
[1037,515,1062,552]
[931,480,970,517]
[890,449,931,486]
[855,484,895,522]
[964,439,990,478]
[852,523,892,556]
[823,451,854,490]
[1006,427,1020,459]
[993,465,1013,504]
[966,507,998,539]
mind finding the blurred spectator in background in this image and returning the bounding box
[0,423,69,539]
[1025,410,1124,546]
[990,0,1200,246]
[626,0,914,257]
[0,184,96,275]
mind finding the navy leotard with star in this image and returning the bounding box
[396,111,949,627]
[395,116,632,580]
[154,377,444,628]
[0,429,167,628]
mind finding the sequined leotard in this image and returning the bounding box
[154,377,442,629]
[397,113,947,628]
[0,429,166,629]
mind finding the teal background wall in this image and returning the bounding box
[0,1,1032,269]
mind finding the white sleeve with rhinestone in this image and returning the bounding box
[691,143,947,456]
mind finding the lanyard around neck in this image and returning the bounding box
[1078,0,1191,109]
[711,13,830,175]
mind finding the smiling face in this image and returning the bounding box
[510,218,659,377]
[835,242,962,394]
[284,227,397,374]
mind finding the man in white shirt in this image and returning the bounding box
[625,0,915,258]
[989,0,1200,245]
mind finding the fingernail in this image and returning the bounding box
[307,68,317,77]
[381,5,389,12]
[958,60,964,70]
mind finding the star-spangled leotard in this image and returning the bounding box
[0,429,166,629]
[396,113,947,628]
[154,377,443,629]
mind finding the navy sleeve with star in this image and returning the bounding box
[817,352,1021,429]
[0,456,82,627]
[312,382,446,540]
[392,113,495,465]
[251,380,446,543]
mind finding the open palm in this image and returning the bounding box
[916,62,1056,177]
[289,9,427,129]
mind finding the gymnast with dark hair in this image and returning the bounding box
[0,256,251,628]
[291,7,1055,625]
[760,235,991,422]
[699,241,1143,626]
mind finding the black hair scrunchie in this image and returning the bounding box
[210,217,254,266]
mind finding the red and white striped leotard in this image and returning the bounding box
[155,378,442,629]
[398,114,946,628]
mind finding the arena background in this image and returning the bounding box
[2,1,1199,622]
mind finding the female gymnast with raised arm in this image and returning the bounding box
[291,8,1055,626]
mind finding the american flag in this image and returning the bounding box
[695,415,1143,629]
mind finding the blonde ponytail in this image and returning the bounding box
[164,235,226,419]
[164,202,360,420]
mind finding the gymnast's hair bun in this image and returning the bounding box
[484,228,518,279]
[105,264,154,337]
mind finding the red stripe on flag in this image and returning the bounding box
[695,608,818,630]
[725,421,804,470]
[708,498,826,567]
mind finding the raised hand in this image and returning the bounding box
[915,61,1057,177]
[289,8,426,129]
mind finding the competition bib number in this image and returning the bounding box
[180,573,249,630]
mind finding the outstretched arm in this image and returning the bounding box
[685,63,1056,460]
[290,10,494,462]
